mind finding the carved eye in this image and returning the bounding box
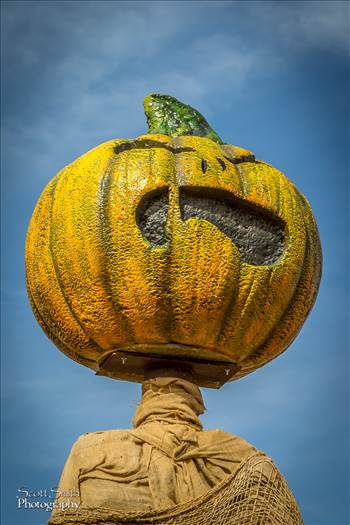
[136,188,169,247]
[136,186,285,265]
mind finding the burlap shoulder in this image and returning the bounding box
[48,452,303,525]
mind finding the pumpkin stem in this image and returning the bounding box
[143,93,223,144]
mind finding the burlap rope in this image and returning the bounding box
[49,378,303,525]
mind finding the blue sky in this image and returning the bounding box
[1,1,349,524]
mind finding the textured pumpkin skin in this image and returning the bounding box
[26,133,321,381]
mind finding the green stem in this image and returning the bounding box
[143,93,223,144]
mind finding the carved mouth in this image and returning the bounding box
[136,186,285,266]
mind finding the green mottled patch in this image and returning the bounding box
[144,93,223,144]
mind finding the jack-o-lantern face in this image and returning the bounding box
[26,95,321,386]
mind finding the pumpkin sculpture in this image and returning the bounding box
[26,94,321,387]
[27,95,322,525]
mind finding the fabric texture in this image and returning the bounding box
[49,378,303,524]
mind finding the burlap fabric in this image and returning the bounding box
[49,378,302,524]
[49,453,302,524]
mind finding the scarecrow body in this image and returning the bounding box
[48,378,303,525]
[26,94,321,524]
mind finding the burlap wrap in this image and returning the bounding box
[49,378,303,524]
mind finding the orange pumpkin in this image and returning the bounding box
[26,94,321,387]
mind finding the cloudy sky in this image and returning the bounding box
[1,1,349,524]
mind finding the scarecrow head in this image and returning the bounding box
[26,94,321,387]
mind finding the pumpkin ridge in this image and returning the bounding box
[49,173,104,355]
[238,267,308,377]
[105,145,172,344]
[169,137,196,342]
[26,178,93,356]
[26,176,98,355]
[106,153,140,341]
[144,145,173,342]
[218,268,269,360]
[236,189,320,378]
[96,155,137,344]
[166,137,181,342]
[27,286,96,366]
[215,165,304,359]
[169,145,241,348]
[51,147,135,350]
[240,267,287,362]
[294,188,322,300]
[27,282,72,360]
[25,177,100,361]
[214,266,245,359]
[171,136,243,351]
[269,161,281,218]
[235,163,248,197]
[236,182,306,357]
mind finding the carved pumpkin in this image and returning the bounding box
[26,94,321,386]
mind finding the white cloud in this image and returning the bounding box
[297,1,349,51]
[243,1,348,53]
[3,0,347,186]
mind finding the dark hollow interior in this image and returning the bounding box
[136,188,170,246]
